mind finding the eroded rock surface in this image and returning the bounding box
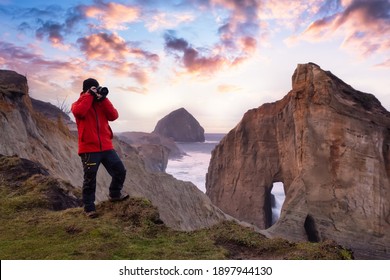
[206,63,390,259]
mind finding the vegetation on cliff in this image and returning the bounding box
[0,154,352,260]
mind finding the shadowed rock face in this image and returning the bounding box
[206,63,390,259]
[153,108,205,142]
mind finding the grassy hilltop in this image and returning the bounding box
[0,155,352,260]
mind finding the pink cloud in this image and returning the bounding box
[163,0,264,75]
[164,32,228,75]
[35,21,64,45]
[375,58,390,68]
[259,0,327,29]
[0,41,87,99]
[145,11,195,31]
[84,1,140,30]
[212,0,260,52]
[77,32,159,63]
[0,41,79,73]
[217,84,242,93]
[76,32,159,84]
[118,85,148,95]
[296,0,390,66]
[77,32,128,61]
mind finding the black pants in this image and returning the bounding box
[80,150,126,212]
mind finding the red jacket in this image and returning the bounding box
[71,93,118,154]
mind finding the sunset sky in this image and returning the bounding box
[1,0,389,133]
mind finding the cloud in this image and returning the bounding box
[295,0,390,66]
[84,1,140,30]
[17,5,61,18]
[6,4,87,48]
[0,41,85,99]
[77,32,159,84]
[0,41,77,71]
[145,11,195,31]
[211,0,260,53]
[77,32,159,63]
[163,0,264,75]
[164,31,227,74]
[118,85,148,95]
[77,32,129,61]
[217,84,242,93]
[375,58,390,68]
[64,5,89,31]
[35,20,65,45]
[6,2,139,46]
[0,39,154,95]
[260,0,315,24]
[1,2,159,86]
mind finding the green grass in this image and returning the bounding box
[0,156,353,260]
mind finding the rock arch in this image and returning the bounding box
[206,63,390,259]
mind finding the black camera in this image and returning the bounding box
[96,86,109,96]
[89,86,109,101]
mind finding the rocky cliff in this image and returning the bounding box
[31,98,73,125]
[117,131,185,172]
[206,63,390,259]
[153,107,205,142]
[0,69,226,231]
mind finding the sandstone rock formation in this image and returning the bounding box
[31,98,73,125]
[117,131,185,172]
[118,131,184,158]
[153,107,205,142]
[206,63,390,259]
[0,69,226,231]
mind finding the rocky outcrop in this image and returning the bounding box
[206,63,390,259]
[118,132,184,158]
[0,154,82,211]
[117,131,185,172]
[0,70,84,189]
[0,70,226,231]
[153,108,205,142]
[31,98,73,125]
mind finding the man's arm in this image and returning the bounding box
[100,98,119,121]
[71,93,94,119]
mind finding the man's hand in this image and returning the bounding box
[88,86,105,101]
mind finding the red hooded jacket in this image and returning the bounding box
[71,92,118,154]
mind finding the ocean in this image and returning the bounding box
[166,133,285,223]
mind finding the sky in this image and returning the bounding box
[0,0,389,133]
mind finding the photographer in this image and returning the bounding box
[71,78,128,218]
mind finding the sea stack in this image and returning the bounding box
[153,107,205,142]
[206,63,390,259]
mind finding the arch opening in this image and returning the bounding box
[271,182,285,225]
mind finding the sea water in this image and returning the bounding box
[166,133,285,221]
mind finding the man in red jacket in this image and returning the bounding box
[72,78,128,218]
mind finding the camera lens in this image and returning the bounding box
[97,86,109,96]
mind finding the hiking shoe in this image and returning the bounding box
[109,193,129,202]
[85,210,98,219]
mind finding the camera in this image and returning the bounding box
[96,86,109,96]
[89,86,109,101]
